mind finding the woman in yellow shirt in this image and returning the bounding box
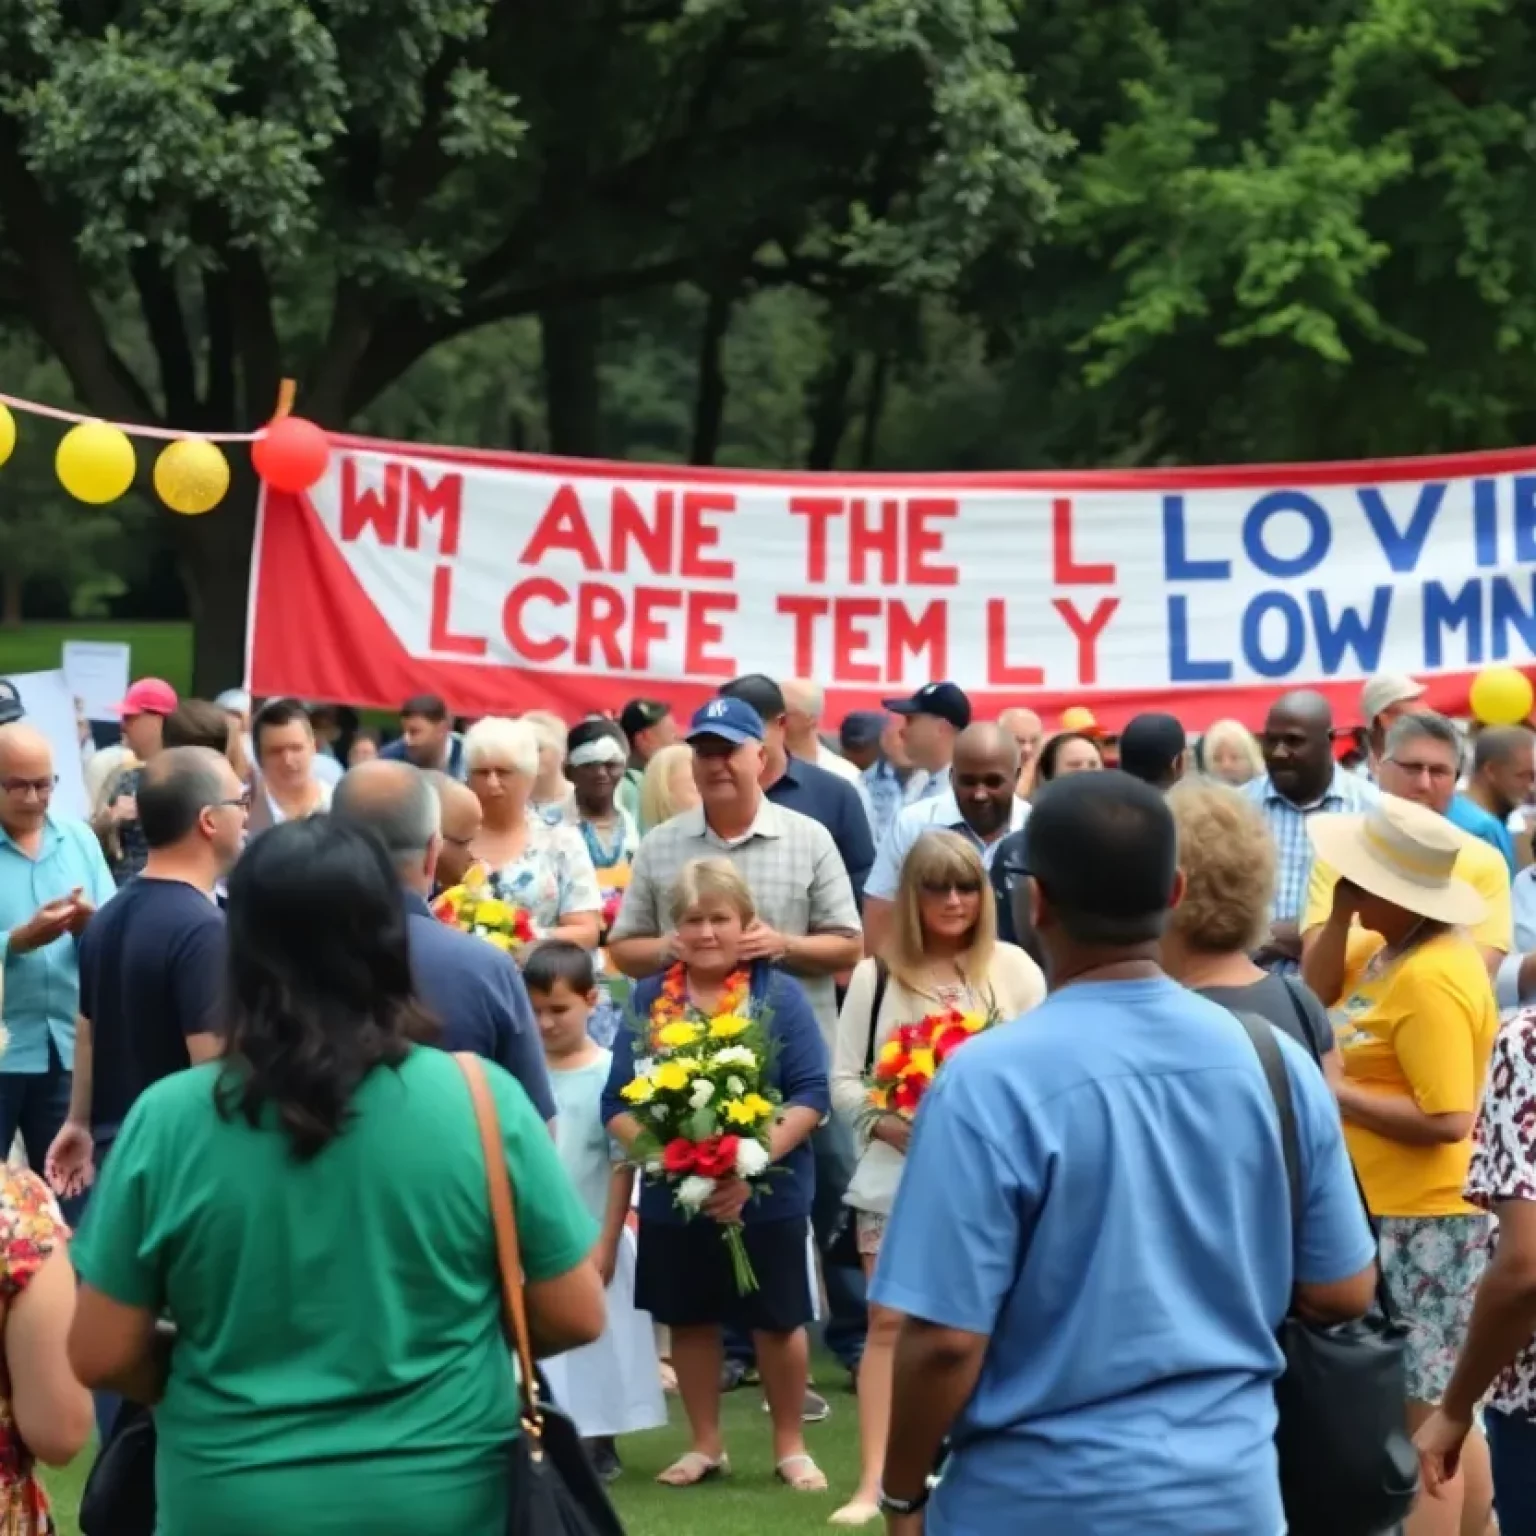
[1302,794,1497,1536]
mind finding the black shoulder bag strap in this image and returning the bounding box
[862,958,892,1075]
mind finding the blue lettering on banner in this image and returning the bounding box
[1161,495,1231,581]
[1242,593,1306,678]
[1309,586,1392,674]
[1166,596,1232,682]
[1356,483,1444,573]
[1474,479,1499,569]
[1493,575,1536,659]
[1242,492,1331,579]
[1423,580,1485,668]
[1516,477,1536,563]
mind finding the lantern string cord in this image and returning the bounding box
[0,391,265,443]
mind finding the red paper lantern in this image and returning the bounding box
[252,415,330,493]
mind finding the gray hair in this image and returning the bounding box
[463,716,538,779]
[331,762,441,862]
[1384,710,1463,770]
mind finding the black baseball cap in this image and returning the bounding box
[840,710,887,750]
[0,679,21,728]
[881,681,972,732]
[1117,713,1187,786]
[619,699,670,740]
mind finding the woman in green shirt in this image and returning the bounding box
[67,815,605,1536]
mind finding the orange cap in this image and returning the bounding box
[1059,706,1100,735]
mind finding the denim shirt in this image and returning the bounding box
[0,814,117,1073]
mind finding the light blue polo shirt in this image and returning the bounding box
[0,812,117,1072]
[872,976,1374,1535]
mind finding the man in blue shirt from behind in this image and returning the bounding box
[872,771,1378,1535]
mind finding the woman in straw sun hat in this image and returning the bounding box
[1302,793,1499,1533]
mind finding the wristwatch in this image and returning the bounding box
[878,1485,930,1516]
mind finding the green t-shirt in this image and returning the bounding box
[72,1047,597,1536]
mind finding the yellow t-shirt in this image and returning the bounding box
[1330,929,1498,1217]
[1301,838,1513,955]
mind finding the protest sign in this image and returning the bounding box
[63,640,130,723]
[245,436,1536,731]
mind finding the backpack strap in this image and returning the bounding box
[1232,1010,1302,1226]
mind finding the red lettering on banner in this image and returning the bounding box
[576,583,626,668]
[337,459,462,555]
[501,577,568,664]
[777,595,826,675]
[850,500,899,585]
[834,598,884,684]
[520,485,603,569]
[1053,597,1120,685]
[907,499,959,584]
[684,592,738,677]
[428,565,486,656]
[679,493,736,579]
[888,600,947,679]
[631,586,683,671]
[790,498,843,582]
[1052,497,1116,585]
[610,489,674,574]
[340,458,402,544]
[986,599,1045,686]
[405,470,463,556]
[777,596,948,684]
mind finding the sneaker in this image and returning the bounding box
[585,1438,622,1483]
[720,1358,748,1392]
[761,1388,831,1422]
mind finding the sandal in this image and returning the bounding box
[656,1451,730,1487]
[776,1453,829,1492]
[829,1497,882,1525]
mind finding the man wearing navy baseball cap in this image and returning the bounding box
[881,681,972,802]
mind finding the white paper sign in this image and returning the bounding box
[8,670,88,821]
[62,641,130,723]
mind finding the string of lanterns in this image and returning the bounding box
[0,384,332,515]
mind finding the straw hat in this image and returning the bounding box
[1307,793,1486,927]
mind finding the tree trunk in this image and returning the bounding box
[540,301,603,457]
[690,287,733,466]
[0,569,21,629]
[858,351,890,469]
[806,346,857,470]
[173,459,260,696]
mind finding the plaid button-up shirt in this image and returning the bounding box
[1245,767,1379,970]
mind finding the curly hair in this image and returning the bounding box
[1166,778,1276,954]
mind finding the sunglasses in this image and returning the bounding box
[920,878,983,897]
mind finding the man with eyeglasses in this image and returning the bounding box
[0,721,115,1221]
[425,770,482,891]
[1301,711,1513,985]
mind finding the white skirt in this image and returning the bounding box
[541,1227,668,1439]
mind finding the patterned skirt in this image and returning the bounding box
[1378,1213,1491,1404]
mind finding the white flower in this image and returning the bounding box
[689,1079,716,1109]
[735,1140,771,1179]
[644,1156,663,1174]
[713,1046,757,1070]
[726,1075,746,1097]
[676,1175,716,1211]
[650,1106,669,1121]
[635,1057,655,1077]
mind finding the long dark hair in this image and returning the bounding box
[216,817,438,1158]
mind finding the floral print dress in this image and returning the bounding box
[0,1170,66,1534]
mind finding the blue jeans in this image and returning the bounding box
[0,1039,82,1226]
[1486,1408,1536,1530]
[725,1117,867,1372]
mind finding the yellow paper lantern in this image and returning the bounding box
[56,421,136,504]
[154,437,230,515]
[1469,665,1534,727]
[0,404,15,469]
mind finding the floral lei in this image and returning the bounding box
[649,961,750,1049]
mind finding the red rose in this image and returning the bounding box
[893,1079,923,1114]
[694,1135,741,1180]
[872,1051,907,1083]
[662,1139,698,1175]
[896,1024,926,1051]
[933,1025,971,1063]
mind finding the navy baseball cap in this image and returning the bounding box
[686,696,765,746]
[840,710,887,750]
[881,681,972,732]
[0,679,21,728]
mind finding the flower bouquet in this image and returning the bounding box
[867,1005,992,1119]
[598,883,625,938]
[617,964,780,1293]
[431,866,537,954]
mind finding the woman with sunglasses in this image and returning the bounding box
[828,829,1045,1526]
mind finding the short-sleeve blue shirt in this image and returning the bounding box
[871,975,1374,1536]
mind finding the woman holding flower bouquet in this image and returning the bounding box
[601,857,832,1493]
[828,830,1045,1527]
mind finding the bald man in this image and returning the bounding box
[0,722,115,1216]
[427,770,483,890]
[999,707,1044,795]
[861,723,1027,953]
[332,761,554,1122]
[1244,690,1378,971]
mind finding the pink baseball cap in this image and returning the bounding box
[116,678,178,718]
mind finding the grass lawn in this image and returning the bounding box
[40,1365,864,1535]
[0,621,194,699]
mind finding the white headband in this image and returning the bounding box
[568,737,626,769]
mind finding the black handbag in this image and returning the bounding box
[1233,1010,1418,1536]
[457,1053,627,1536]
[78,1400,156,1536]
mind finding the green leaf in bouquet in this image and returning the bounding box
[688,1109,718,1141]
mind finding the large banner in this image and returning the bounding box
[247,436,1536,730]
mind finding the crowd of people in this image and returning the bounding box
[0,661,1535,1533]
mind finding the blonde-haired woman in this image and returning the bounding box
[522,709,577,826]
[829,830,1045,1526]
[464,717,601,952]
[602,858,831,1493]
[1199,718,1264,786]
[638,743,700,833]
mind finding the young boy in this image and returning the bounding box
[524,942,666,1479]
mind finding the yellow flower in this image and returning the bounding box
[723,1099,755,1127]
[960,1012,987,1035]
[741,1093,774,1122]
[653,1062,690,1092]
[473,897,513,928]
[464,865,489,891]
[708,1013,751,1040]
[620,1077,655,1104]
[900,1048,935,1080]
[877,1039,904,1067]
[482,931,516,952]
[657,1021,704,1049]
[671,1056,703,1074]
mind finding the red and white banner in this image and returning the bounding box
[246,435,1536,731]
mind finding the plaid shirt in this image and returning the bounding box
[1245,767,1379,967]
[611,796,861,1043]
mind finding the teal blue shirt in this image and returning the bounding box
[0,813,116,1072]
[1448,794,1517,875]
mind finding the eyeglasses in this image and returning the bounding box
[208,792,252,813]
[920,878,983,897]
[1385,757,1455,783]
[1,776,57,797]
